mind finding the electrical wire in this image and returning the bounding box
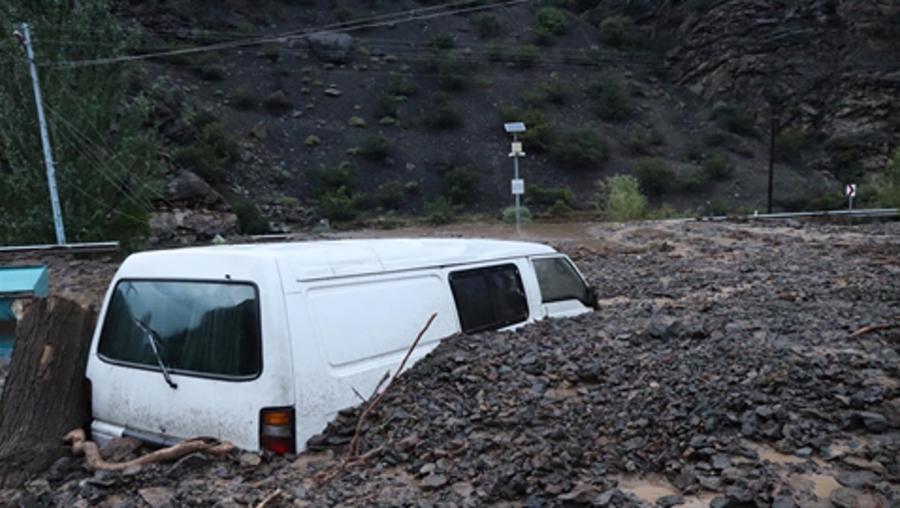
[40,0,530,69]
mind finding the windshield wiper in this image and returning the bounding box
[133,318,178,389]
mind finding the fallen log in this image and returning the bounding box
[63,429,233,471]
[849,323,900,338]
[0,297,96,488]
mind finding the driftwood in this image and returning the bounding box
[849,323,900,338]
[254,488,283,508]
[64,429,233,471]
[315,312,437,485]
[0,297,96,488]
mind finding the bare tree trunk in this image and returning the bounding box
[0,297,96,488]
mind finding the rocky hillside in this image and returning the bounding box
[108,0,900,239]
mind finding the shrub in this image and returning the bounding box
[435,56,473,92]
[635,158,675,196]
[873,148,900,207]
[305,135,321,146]
[443,166,479,205]
[425,196,454,225]
[308,161,355,193]
[536,7,568,35]
[625,128,665,155]
[711,101,757,137]
[589,80,631,122]
[502,206,533,223]
[428,32,455,50]
[373,94,399,119]
[603,175,647,221]
[471,13,502,38]
[703,129,732,148]
[423,93,464,130]
[548,199,574,216]
[348,116,367,128]
[702,152,733,180]
[682,168,710,191]
[317,188,360,222]
[359,135,392,162]
[550,128,609,170]
[194,55,226,81]
[489,44,540,68]
[376,180,406,209]
[173,121,238,185]
[233,199,270,234]
[520,77,569,106]
[230,86,255,110]
[262,44,281,63]
[526,184,575,207]
[598,15,640,49]
[774,127,808,162]
[263,90,292,114]
[386,74,417,97]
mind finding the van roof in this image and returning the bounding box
[129,238,557,281]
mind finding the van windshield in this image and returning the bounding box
[532,257,591,306]
[98,280,261,379]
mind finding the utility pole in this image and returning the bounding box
[504,122,526,236]
[18,22,67,245]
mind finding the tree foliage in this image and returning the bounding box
[0,1,162,246]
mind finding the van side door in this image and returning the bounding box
[530,255,593,319]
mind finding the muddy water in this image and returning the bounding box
[745,442,808,465]
[615,475,716,506]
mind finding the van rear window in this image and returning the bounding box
[98,280,261,379]
[449,264,528,333]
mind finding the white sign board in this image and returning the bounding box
[511,179,525,195]
[845,184,857,198]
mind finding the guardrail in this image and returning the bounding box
[0,241,120,255]
[698,208,899,221]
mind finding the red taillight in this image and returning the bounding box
[260,407,295,455]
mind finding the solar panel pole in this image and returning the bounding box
[18,22,67,245]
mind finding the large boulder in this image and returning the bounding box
[164,170,222,206]
[305,32,355,63]
[149,209,239,245]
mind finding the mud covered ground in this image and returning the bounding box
[1,219,898,507]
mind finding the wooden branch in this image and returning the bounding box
[849,323,899,338]
[63,429,233,471]
[254,488,283,508]
[347,312,437,457]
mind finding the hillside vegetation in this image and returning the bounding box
[2,0,900,245]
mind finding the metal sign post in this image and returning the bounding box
[504,122,526,236]
[845,183,857,210]
[18,23,67,245]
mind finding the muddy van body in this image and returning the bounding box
[86,239,595,453]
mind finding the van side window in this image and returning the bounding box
[98,280,261,379]
[532,256,590,305]
[449,264,529,333]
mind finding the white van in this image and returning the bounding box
[85,238,595,453]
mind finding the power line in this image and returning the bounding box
[40,0,530,69]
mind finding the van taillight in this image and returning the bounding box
[260,407,295,455]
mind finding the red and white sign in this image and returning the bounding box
[845,184,857,198]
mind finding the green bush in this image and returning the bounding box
[502,206,533,223]
[308,161,355,193]
[548,199,574,216]
[681,168,710,191]
[435,56,473,92]
[489,44,540,68]
[711,102,757,137]
[534,7,567,44]
[173,121,238,185]
[233,199,270,234]
[305,135,321,146]
[873,148,900,207]
[550,128,609,170]
[635,158,675,196]
[373,94,399,119]
[598,15,640,49]
[359,135,392,162]
[625,128,665,155]
[520,77,569,106]
[317,188,360,222]
[443,166,480,205]
[230,86,255,110]
[376,180,406,209]
[263,90,292,114]
[774,127,808,162]
[425,196,454,225]
[262,44,281,63]
[386,74,417,97]
[193,55,226,81]
[589,80,631,122]
[423,93,464,130]
[471,13,502,38]
[702,152,733,180]
[348,116,367,128]
[526,184,575,207]
[428,32,455,50]
[603,175,647,221]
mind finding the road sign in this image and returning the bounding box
[845,184,857,198]
[511,179,525,195]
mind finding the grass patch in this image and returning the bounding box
[425,196,454,225]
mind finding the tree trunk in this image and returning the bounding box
[0,297,97,488]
